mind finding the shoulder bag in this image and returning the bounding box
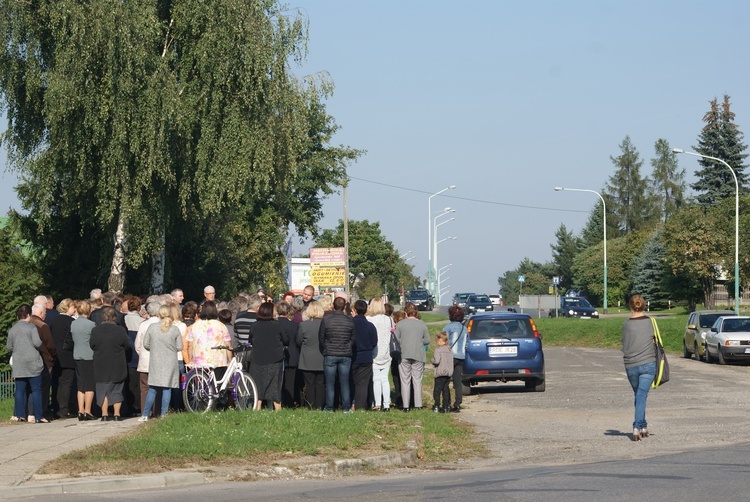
[651,316,669,388]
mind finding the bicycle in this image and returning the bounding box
[182,344,259,412]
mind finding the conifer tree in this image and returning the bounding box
[604,136,655,234]
[650,139,686,224]
[692,95,748,206]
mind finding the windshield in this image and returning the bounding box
[562,297,592,308]
[408,290,429,299]
[720,318,750,332]
[470,295,490,303]
[470,319,533,339]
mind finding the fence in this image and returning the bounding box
[0,369,13,402]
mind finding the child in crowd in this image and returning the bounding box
[431,331,454,413]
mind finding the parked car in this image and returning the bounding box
[704,315,750,365]
[464,294,494,315]
[453,292,474,310]
[462,312,545,394]
[552,296,599,319]
[405,288,434,311]
[683,309,736,361]
[489,294,502,306]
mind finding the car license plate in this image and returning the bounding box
[745,348,750,354]
[477,308,485,312]
[489,346,517,355]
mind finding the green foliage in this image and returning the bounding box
[549,223,581,291]
[498,258,555,304]
[0,217,43,370]
[0,0,361,297]
[604,135,655,234]
[571,232,648,308]
[650,139,686,224]
[629,229,671,308]
[692,95,749,206]
[662,203,729,308]
[314,219,419,298]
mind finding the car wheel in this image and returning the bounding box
[705,345,713,363]
[461,381,473,396]
[694,341,703,362]
[718,346,728,365]
[525,378,545,392]
[683,341,691,359]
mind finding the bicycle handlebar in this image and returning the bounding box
[211,343,251,352]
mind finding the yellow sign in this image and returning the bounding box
[310,267,346,287]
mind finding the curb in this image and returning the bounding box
[0,448,418,498]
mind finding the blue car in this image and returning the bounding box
[462,312,545,394]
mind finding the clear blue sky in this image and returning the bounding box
[2,0,749,301]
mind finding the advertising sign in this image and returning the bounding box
[310,267,346,287]
[309,247,346,267]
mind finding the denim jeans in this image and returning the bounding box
[625,361,656,429]
[323,355,352,411]
[142,386,172,418]
[15,375,42,421]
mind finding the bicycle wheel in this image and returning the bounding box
[183,369,216,413]
[232,371,259,411]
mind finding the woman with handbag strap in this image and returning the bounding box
[621,294,657,441]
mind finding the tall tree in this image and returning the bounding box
[497,258,555,305]
[692,95,749,206]
[629,229,671,309]
[549,224,581,291]
[650,139,686,224]
[604,136,654,234]
[662,204,730,309]
[0,1,359,295]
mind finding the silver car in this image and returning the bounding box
[705,316,750,365]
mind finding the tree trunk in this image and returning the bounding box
[150,231,165,294]
[108,212,127,293]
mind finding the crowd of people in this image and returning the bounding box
[6,284,469,422]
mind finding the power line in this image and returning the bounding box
[347,176,589,214]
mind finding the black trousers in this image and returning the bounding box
[301,370,325,410]
[125,367,140,415]
[452,359,464,407]
[282,367,301,408]
[52,367,76,417]
[390,354,402,407]
[433,376,451,409]
[352,363,373,411]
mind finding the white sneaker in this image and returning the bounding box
[138,416,148,422]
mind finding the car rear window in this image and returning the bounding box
[471,295,490,302]
[700,314,732,328]
[470,319,534,339]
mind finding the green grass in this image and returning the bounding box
[41,407,477,476]
[535,312,688,354]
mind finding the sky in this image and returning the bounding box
[2,0,750,303]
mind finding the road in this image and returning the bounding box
[24,345,750,500]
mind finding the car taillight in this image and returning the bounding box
[529,319,540,338]
[476,370,489,375]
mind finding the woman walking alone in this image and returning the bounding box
[621,294,657,441]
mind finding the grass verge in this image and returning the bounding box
[39,407,478,477]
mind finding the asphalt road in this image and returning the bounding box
[21,344,750,501]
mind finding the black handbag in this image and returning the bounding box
[389,331,401,356]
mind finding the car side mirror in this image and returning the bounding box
[687,324,697,330]
[711,327,718,332]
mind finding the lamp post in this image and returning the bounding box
[435,236,457,297]
[673,148,740,314]
[433,211,455,297]
[428,186,456,297]
[555,187,607,314]
[437,263,452,304]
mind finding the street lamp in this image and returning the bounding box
[433,212,455,297]
[428,186,456,297]
[673,148,740,314]
[555,187,608,314]
[435,236,457,296]
[437,263,452,304]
